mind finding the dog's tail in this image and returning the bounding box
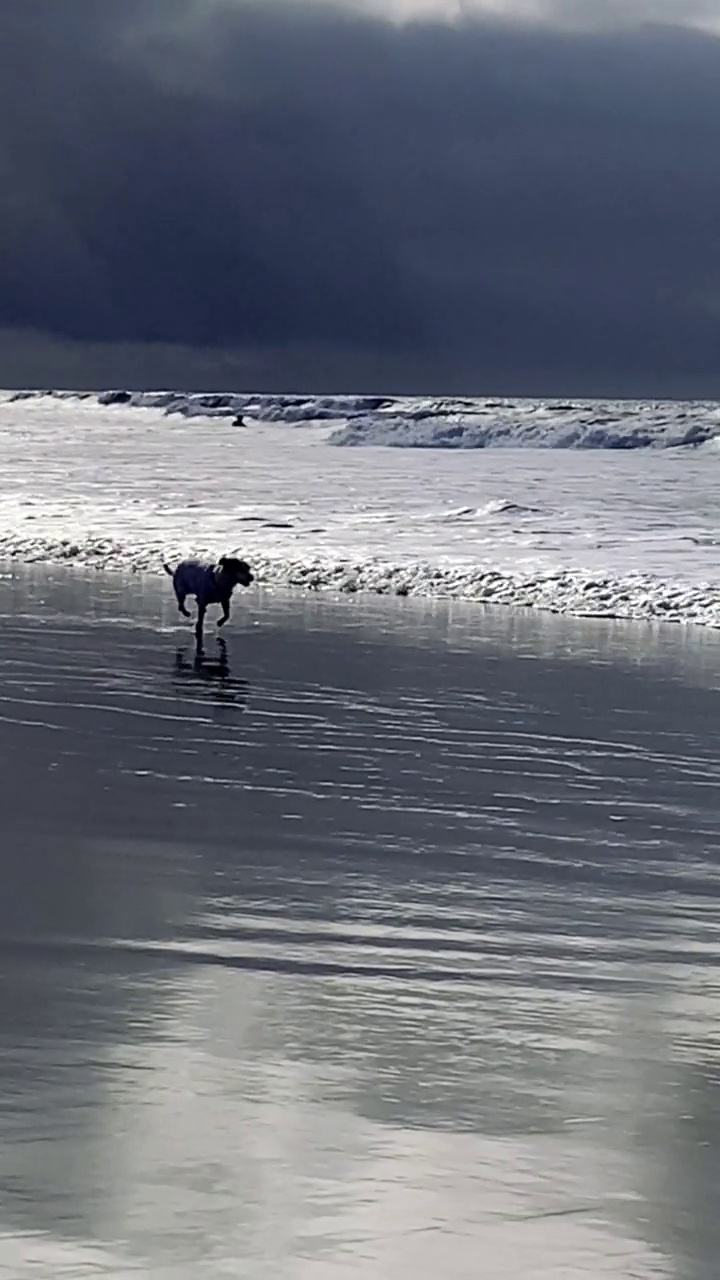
[163,562,174,577]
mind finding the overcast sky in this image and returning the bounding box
[2,0,720,396]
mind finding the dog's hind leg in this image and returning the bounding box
[195,602,207,643]
[175,589,191,618]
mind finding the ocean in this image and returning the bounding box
[0,388,718,627]
[0,391,719,1278]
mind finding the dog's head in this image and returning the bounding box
[218,556,254,588]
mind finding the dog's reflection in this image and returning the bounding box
[173,637,249,707]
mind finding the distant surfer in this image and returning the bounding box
[233,414,247,427]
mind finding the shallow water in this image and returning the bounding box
[1,568,720,1278]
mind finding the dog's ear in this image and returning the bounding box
[218,556,228,567]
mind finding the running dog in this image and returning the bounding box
[164,556,254,636]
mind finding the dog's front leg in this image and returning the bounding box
[217,599,231,627]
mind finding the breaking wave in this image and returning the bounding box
[8,387,720,450]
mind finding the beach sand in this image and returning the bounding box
[0,565,719,1278]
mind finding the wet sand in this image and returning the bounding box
[0,565,719,1279]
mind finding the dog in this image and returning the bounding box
[164,556,254,637]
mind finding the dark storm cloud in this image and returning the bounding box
[3,0,720,393]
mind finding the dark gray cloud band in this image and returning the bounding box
[3,1,720,393]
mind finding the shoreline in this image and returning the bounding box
[3,561,720,694]
[1,544,719,631]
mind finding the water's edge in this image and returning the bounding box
[2,546,718,631]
